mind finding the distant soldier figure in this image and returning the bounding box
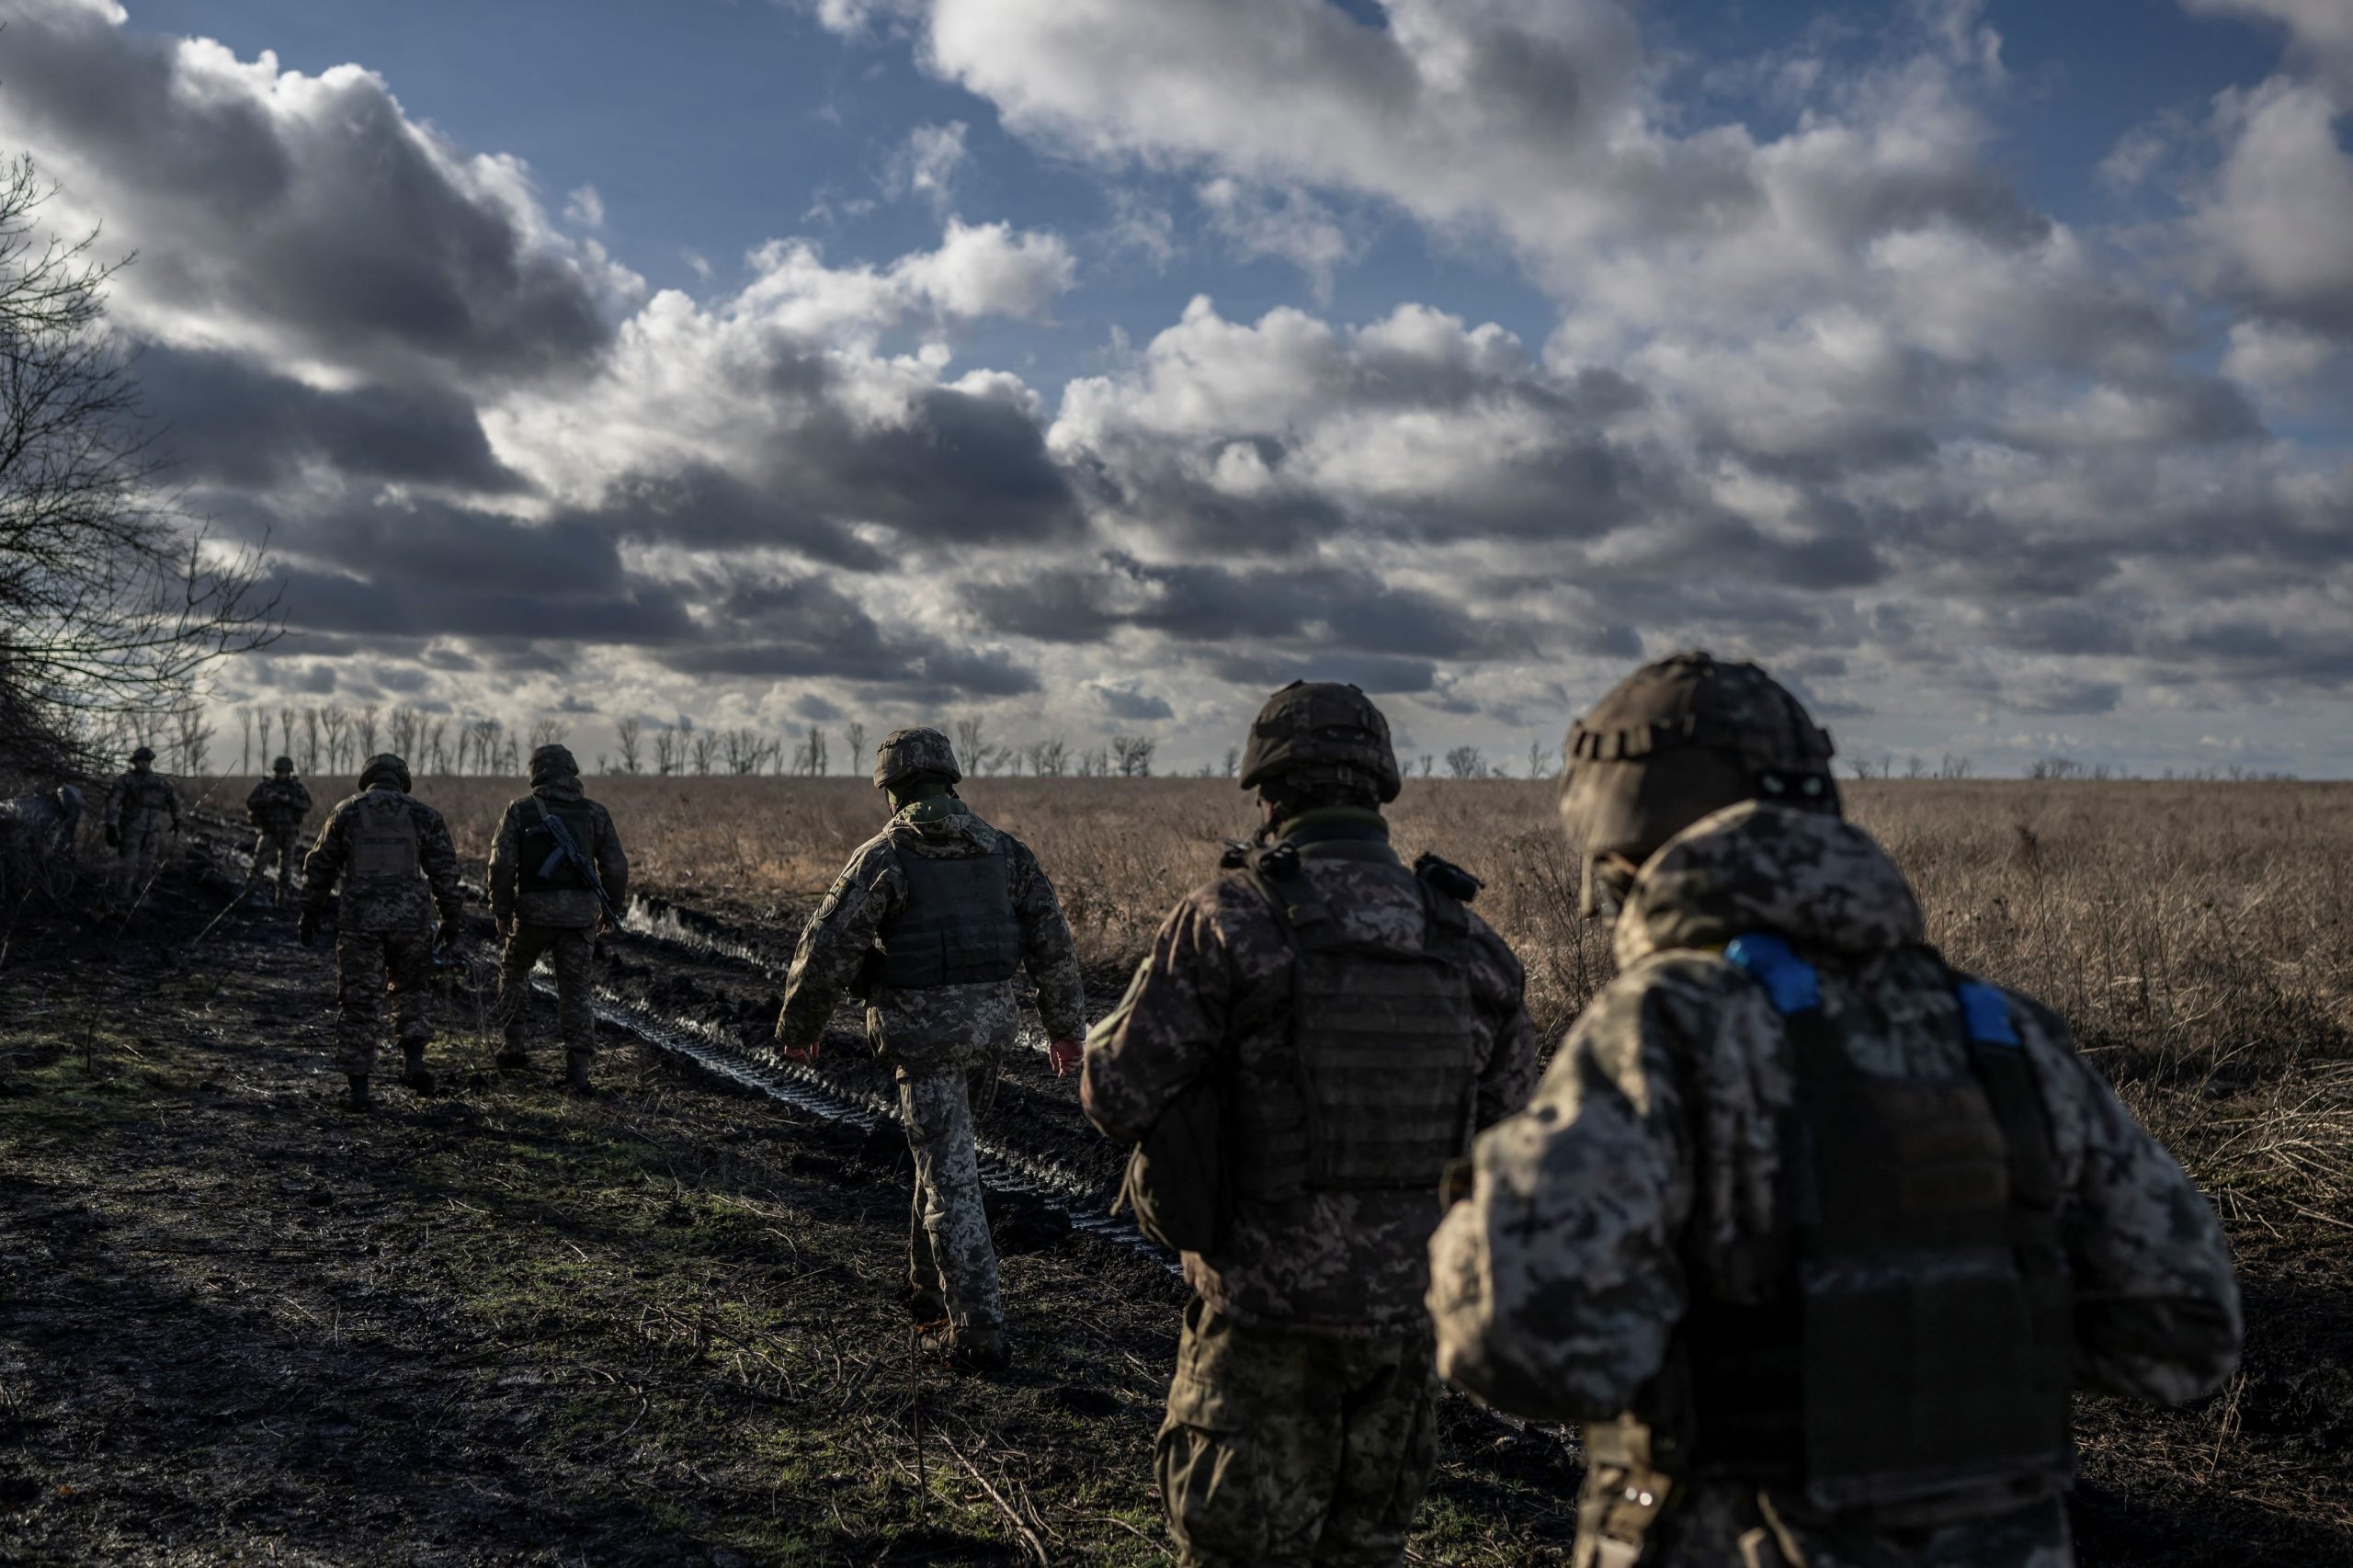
[103,745,180,901]
[1082,682,1540,1568]
[242,756,313,907]
[300,753,466,1111]
[774,726,1087,1373]
[1428,653,2244,1568]
[3,784,84,858]
[489,744,629,1095]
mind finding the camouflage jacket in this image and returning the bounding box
[1085,810,1540,1335]
[301,783,465,936]
[486,778,629,930]
[1427,803,2242,1562]
[773,796,1086,1076]
[106,770,179,831]
[245,777,313,833]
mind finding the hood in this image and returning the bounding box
[1615,801,1924,968]
[892,793,995,853]
[531,777,585,804]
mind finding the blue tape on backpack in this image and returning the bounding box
[1956,982,2020,1047]
[1723,932,1821,1016]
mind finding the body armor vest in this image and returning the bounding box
[118,773,174,815]
[250,780,306,829]
[876,842,1022,991]
[1665,934,2074,1512]
[1230,845,1481,1203]
[349,791,422,880]
[517,797,602,894]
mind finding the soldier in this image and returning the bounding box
[3,783,83,857]
[1427,653,2244,1568]
[242,756,313,907]
[1082,682,1540,1568]
[103,745,180,902]
[300,753,466,1112]
[488,744,629,1095]
[774,726,1087,1374]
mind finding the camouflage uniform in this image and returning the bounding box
[2,786,82,857]
[774,790,1086,1345]
[104,756,180,899]
[301,763,465,1081]
[243,767,313,905]
[1427,801,2245,1568]
[488,752,628,1078]
[1085,807,1540,1568]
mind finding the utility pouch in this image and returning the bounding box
[1577,1420,1677,1568]
[1118,1074,1227,1255]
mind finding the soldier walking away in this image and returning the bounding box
[489,744,628,1096]
[774,726,1087,1375]
[300,753,466,1112]
[1082,682,1540,1568]
[242,756,313,907]
[1427,653,2244,1568]
[104,745,180,903]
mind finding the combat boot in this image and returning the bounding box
[563,1051,594,1097]
[399,1041,437,1096]
[345,1074,371,1112]
[918,1320,1011,1375]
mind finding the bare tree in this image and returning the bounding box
[1904,755,1928,780]
[237,707,253,773]
[423,717,450,776]
[790,725,829,778]
[690,729,719,776]
[173,703,211,776]
[844,720,868,770]
[0,157,278,775]
[615,717,643,775]
[653,726,678,776]
[388,706,420,762]
[955,717,986,774]
[1111,734,1155,777]
[1444,745,1485,779]
[1938,752,1974,780]
[1527,737,1555,778]
[355,703,381,760]
[301,709,322,772]
[319,705,350,773]
[526,717,563,751]
[1222,744,1240,779]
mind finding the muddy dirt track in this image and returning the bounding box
[0,824,2346,1566]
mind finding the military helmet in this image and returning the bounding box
[1561,651,1837,878]
[357,752,413,793]
[1237,680,1402,803]
[272,755,295,774]
[130,745,156,764]
[872,727,960,790]
[529,744,579,786]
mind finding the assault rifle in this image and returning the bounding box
[532,801,622,929]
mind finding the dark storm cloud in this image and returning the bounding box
[140,347,525,492]
[1,1,611,378]
[1094,683,1174,721]
[1205,651,1438,695]
[2006,676,2125,716]
[654,571,1039,699]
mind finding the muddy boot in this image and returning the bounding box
[399,1041,437,1096]
[344,1074,372,1112]
[918,1321,1011,1375]
[563,1051,594,1097]
[494,1040,530,1071]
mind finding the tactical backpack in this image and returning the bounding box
[1594,933,2075,1547]
[874,843,1023,992]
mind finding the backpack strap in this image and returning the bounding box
[1951,973,2063,1251]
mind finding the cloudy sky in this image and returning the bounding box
[7,0,2350,775]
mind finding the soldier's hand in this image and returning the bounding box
[1047,1038,1084,1078]
[777,1040,820,1065]
[297,911,321,949]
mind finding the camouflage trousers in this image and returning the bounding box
[114,816,171,899]
[494,924,597,1056]
[335,928,435,1076]
[243,826,302,903]
[900,1070,1001,1333]
[1157,1301,1438,1568]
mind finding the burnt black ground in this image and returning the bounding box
[0,836,2344,1566]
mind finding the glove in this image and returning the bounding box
[104,824,120,849]
[297,910,320,949]
[777,1038,819,1065]
[1047,1038,1084,1078]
